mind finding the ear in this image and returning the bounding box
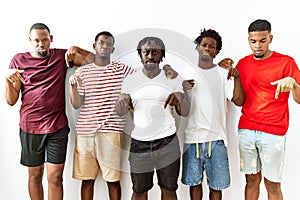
[50,35,53,42]
[111,47,115,53]
[269,34,273,43]
[93,43,96,50]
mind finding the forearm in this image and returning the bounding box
[5,79,21,106]
[71,46,95,66]
[292,82,300,104]
[175,93,190,117]
[69,85,82,109]
[232,77,244,106]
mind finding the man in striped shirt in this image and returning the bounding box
[69,31,134,200]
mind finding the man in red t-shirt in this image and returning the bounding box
[5,23,93,200]
[236,19,300,200]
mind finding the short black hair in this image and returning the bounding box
[137,37,166,62]
[95,31,115,44]
[29,23,50,34]
[194,28,222,56]
[248,19,271,33]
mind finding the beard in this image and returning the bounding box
[144,63,158,71]
[254,54,264,59]
[200,56,212,63]
[38,51,48,57]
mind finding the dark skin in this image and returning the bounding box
[182,36,244,200]
[116,41,190,118]
[5,28,94,200]
[69,34,121,200]
[183,37,244,106]
[115,40,190,200]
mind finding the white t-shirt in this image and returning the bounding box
[121,69,184,141]
[182,65,233,146]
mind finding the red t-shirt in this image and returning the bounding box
[9,48,68,134]
[236,51,300,135]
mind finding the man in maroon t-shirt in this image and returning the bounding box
[5,23,93,200]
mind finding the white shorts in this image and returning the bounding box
[238,129,286,183]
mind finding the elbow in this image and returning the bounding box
[6,99,16,106]
[233,98,244,106]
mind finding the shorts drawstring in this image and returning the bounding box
[196,141,212,159]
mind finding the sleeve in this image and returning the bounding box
[9,54,20,70]
[121,74,130,94]
[285,58,300,84]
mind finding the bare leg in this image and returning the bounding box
[132,191,148,200]
[264,178,283,200]
[107,181,121,200]
[47,162,65,200]
[245,172,262,200]
[190,184,203,200]
[28,165,44,200]
[161,187,177,200]
[81,180,95,200]
[209,188,222,200]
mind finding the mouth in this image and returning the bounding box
[146,60,156,64]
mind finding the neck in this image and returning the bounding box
[95,57,110,66]
[142,67,161,79]
[198,60,216,69]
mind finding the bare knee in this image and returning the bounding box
[264,178,282,194]
[246,173,262,187]
[132,191,147,200]
[161,187,177,199]
[82,180,95,190]
[107,181,121,189]
[47,164,64,187]
[29,166,44,184]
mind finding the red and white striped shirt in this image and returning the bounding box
[74,61,134,135]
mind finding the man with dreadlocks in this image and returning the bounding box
[115,36,190,200]
[181,28,244,200]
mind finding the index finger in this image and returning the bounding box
[164,95,171,109]
[275,85,280,99]
[16,70,25,83]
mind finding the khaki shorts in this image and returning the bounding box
[73,132,122,182]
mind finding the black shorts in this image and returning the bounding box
[20,125,69,167]
[129,133,181,194]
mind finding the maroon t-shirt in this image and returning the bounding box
[9,48,68,134]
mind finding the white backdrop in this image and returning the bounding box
[1,0,300,199]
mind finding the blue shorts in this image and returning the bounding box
[181,140,230,190]
[238,129,286,183]
[129,133,181,194]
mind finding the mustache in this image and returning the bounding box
[145,59,157,64]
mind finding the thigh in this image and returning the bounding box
[156,157,180,192]
[129,139,154,173]
[181,143,204,186]
[129,138,155,193]
[96,132,122,182]
[73,135,99,180]
[46,125,69,164]
[205,140,230,190]
[20,129,47,167]
[238,129,261,174]
[260,132,286,182]
[154,134,181,170]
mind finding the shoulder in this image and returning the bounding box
[272,51,295,61]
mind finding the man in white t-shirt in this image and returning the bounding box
[181,29,244,200]
[115,36,190,200]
